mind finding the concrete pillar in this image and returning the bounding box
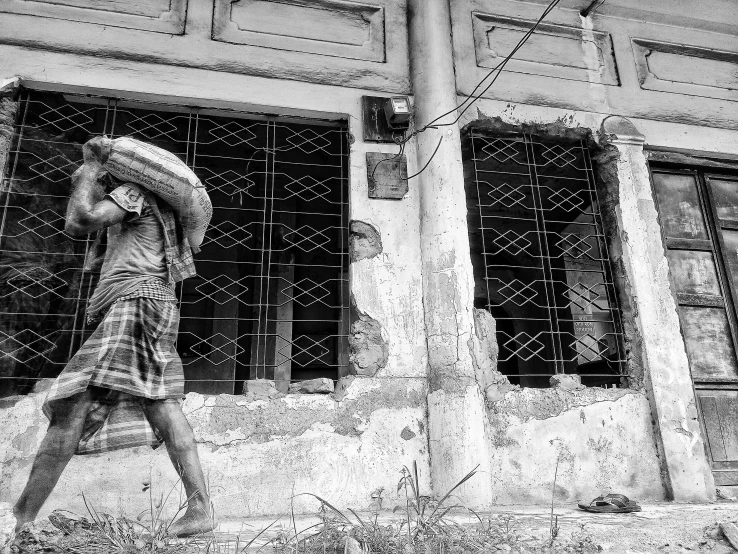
[408,0,494,506]
[600,116,715,501]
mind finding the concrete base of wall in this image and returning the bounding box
[0,378,430,519]
[485,387,667,505]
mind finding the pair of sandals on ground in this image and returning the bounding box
[578,493,642,513]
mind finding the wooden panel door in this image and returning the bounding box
[653,170,738,485]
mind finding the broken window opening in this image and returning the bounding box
[464,130,626,388]
[0,90,350,397]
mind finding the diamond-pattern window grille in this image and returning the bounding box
[0,329,55,364]
[563,281,602,311]
[27,154,79,184]
[503,332,546,361]
[284,175,332,203]
[207,120,258,147]
[38,103,96,132]
[125,112,181,141]
[478,139,525,164]
[570,334,608,362]
[541,186,584,212]
[282,224,332,252]
[200,168,256,197]
[285,128,332,154]
[468,130,625,385]
[539,143,578,168]
[556,234,594,259]
[283,278,331,308]
[493,278,539,307]
[193,275,250,306]
[481,181,527,209]
[3,266,67,299]
[0,91,349,396]
[283,335,331,367]
[202,220,254,249]
[185,332,246,365]
[491,229,533,256]
[17,208,67,239]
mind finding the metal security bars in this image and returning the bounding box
[464,130,625,388]
[0,90,349,397]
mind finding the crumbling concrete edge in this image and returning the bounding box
[347,293,389,378]
[0,77,20,189]
[592,142,645,390]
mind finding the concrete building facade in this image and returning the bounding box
[0,0,737,519]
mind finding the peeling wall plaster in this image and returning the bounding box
[0,379,430,518]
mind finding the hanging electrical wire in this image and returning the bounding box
[422,0,562,131]
[375,0,562,181]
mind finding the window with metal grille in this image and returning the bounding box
[463,130,626,388]
[0,90,349,397]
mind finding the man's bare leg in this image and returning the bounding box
[13,390,94,531]
[143,399,214,537]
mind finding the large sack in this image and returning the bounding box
[87,136,212,247]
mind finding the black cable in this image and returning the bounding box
[391,0,561,181]
[402,137,443,181]
[369,133,406,181]
[425,0,561,130]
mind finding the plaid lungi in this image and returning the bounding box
[44,296,184,455]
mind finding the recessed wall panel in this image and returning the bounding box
[0,0,187,34]
[633,39,738,102]
[213,0,386,62]
[472,14,619,85]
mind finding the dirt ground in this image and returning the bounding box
[5,501,738,553]
[210,502,738,553]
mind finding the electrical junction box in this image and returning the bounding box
[366,152,408,200]
[384,96,411,131]
[362,95,412,142]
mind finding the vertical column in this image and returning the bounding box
[600,116,714,501]
[408,0,493,506]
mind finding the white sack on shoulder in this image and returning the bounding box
[94,136,212,247]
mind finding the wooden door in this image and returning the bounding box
[652,170,738,485]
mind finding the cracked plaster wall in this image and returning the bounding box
[0,378,429,519]
[461,293,665,502]
[454,96,738,503]
[454,103,678,503]
[485,388,666,504]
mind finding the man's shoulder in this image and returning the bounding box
[108,183,149,216]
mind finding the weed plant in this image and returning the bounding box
[9,462,600,554]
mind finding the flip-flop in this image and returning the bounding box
[577,493,642,513]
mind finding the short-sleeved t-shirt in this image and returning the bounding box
[86,184,169,318]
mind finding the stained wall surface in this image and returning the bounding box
[0,0,736,515]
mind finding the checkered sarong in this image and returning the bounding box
[44,296,184,455]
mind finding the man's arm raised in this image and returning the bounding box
[65,144,127,237]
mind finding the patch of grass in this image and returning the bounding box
[271,462,601,554]
[12,462,601,553]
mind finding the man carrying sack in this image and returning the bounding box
[13,138,214,537]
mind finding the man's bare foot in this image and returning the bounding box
[12,506,29,534]
[167,507,216,537]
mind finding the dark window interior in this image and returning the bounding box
[463,130,626,388]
